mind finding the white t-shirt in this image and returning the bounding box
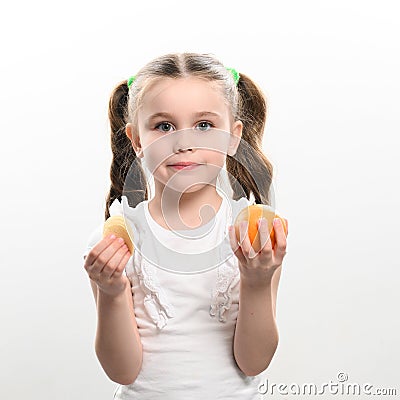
[83,191,270,399]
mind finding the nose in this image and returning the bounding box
[173,130,195,153]
[176,146,193,152]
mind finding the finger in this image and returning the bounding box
[228,226,247,265]
[110,247,132,279]
[273,218,287,259]
[239,220,258,259]
[258,218,273,255]
[98,238,128,278]
[84,234,119,270]
[88,237,125,279]
[239,220,252,257]
[284,218,289,236]
[228,225,240,253]
[98,237,127,273]
[101,245,127,280]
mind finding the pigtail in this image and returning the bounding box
[226,72,274,205]
[104,81,148,221]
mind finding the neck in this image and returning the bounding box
[149,179,223,230]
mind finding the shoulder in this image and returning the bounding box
[229,195,254,222]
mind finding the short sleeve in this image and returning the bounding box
[230,195,253,224]
[82,223,103,260]
[82,196,138,261]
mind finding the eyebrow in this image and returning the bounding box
[146,111,221,123]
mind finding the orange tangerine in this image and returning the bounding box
[103,215,134,253]
[234,204,288,252]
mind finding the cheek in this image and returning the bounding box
[204,147,227,164]
[142,137,173,172]
[200,129,231,156]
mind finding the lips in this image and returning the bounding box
[167,161,202,170]
[168,162,199,166]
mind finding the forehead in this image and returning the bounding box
[138,77,229,118]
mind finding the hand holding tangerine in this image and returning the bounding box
[82,217,134,298]
[234,204,288,253]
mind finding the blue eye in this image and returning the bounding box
[155,122,174,132]
[196,121,213,131]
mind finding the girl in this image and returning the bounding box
[83,52,288,399]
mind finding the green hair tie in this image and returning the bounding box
[127,75,136,88]
[226,67,240,85]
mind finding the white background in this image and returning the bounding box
[1,1,399,399]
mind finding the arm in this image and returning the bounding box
[85,249,143,385]
[95,280,143,385]
[233,265,281,377]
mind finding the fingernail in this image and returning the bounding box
[110,234,116,239]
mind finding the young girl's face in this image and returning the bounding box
[126,77,242,194]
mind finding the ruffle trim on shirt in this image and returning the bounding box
[132,253,176,330]
[209,258,240,323]
[110,197,176,330]
[209,199,240,323]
